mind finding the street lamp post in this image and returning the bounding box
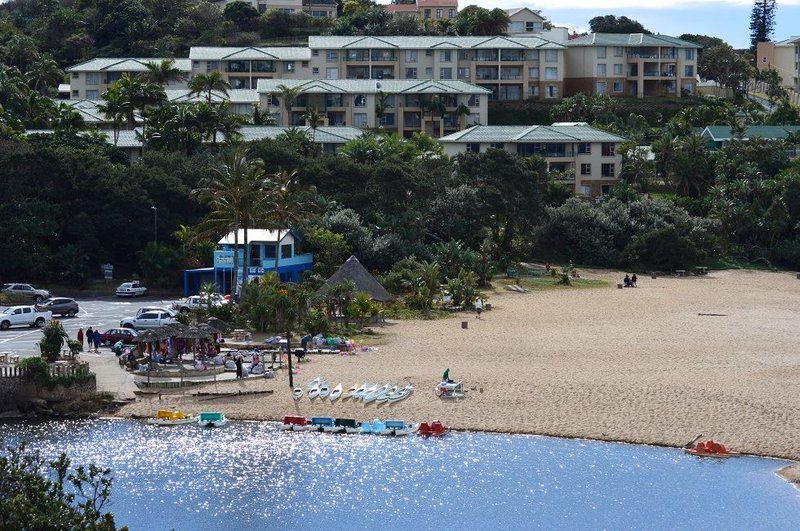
[151,205,158,247]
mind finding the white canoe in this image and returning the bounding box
[344,384,359,400]
[329,383,343,402]
[319,381,330,399]
[375,385,397,404]
[146,416,195,426]
[353,382,370,400]
[388,384,414,403]
[359,384,378,401]
[293,387,303,400]
[364,384,389,404]
[308,384,321,400]
[306,376,322,391]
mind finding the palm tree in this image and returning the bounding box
[651,133,677,186]
[53,103,85,134]
[374,91,391,128]
[251,104,276,125]
[274,84,303,126]
[25,54,63,95]
[262,169,317,276]
[114,74,166,143]
[97,87,132,145]
[142,59,186,86]
[188,71,231,104]
[423,95,447,136]
[455,102,471,128]
[303,107,325,141]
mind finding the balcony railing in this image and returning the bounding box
[253,65,276,73]
[371,53,396,61]
[500,74,522,80]
[475,54,499,62]
[661,53,677,59]
[477,73,499,80]
[500,53,524,62]
[627,52,659,59]
[345,54,370,62]
[643,71,660,77]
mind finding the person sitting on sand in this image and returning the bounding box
[624,274,631,287]
[442,367,453,383]
[631,274,637,287]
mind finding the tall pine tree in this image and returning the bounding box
[750,0,777,49]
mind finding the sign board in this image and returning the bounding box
[213,250,235,268]
[247,266,265,275]
[102,263,113,280]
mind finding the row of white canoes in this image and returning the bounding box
[293,377,413,404]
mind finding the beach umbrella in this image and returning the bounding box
[204,317,231,333]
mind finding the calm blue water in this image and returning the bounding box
[1,419,798,530]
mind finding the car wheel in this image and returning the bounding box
[68,309,77,317]
[34,295,43,303]
[0,321,9,330]
[123,323,134,329]
[34,318,45,328]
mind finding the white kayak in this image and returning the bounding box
[292,387,303,401]
[306,376,322,391]
[359,383,378,401]
[375,385,397,404]
[364,384,389,404]
[308,384,321,400]
[344,384,359,400]
[388,384,414,403]
[329,383,343,402]
[319,381,330,399]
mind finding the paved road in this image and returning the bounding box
[0,296,179,356]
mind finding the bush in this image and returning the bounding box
[620,226,700,271]
[38,321,67,362]
[304,308,330,336]
[17,356,49,382]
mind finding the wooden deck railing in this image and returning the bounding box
[0,363,90,379]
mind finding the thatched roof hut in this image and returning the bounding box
[318,255,392,302]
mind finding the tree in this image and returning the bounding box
[303,107,325,141]
[750,0,777,50]
[25,54,63,95]
[274,84,303,126]
[142,58,186,86]
[263,169,317,275]
[53,103,85,134]
[188,71,232,104]
[97,87,132,145]
[224,1,261,31]
[374,91,391,127]
[0,443,119,530]
[454,7,510,36]
[589,15,651,34]
[38,320,68,362]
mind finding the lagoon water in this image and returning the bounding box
[1,419,798,529]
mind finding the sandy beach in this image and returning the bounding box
[119,269,800,460]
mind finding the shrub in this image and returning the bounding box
[38,321,67,362]
[17,356,49,382]
[304,308,330,336]
[620,226,700,271]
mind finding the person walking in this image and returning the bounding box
[76,328,84,350]
[475,297,483,319]
[92,329,101,352]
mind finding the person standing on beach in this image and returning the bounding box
[93,329,101,352]
[76,328,84,350]
[85,327,93,351]
[235,355,243,379]
[475,297,483,319]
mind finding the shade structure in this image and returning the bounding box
[317,255,392,302]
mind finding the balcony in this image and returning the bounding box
[370,52,396,62]
[661,53,677,59]
[226,61,249,73]
[345,52,370,62]
[500,71,523,80]
[252,62,276,73]
[404,113,422,128]
[475,52,499,62]
[476,68,499,80]
[500,51,524,62]
[643,71,660,77]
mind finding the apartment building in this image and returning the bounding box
[505,7,568,42]
[564,33,699,98]
[216,0,336,17]
[188,47,312,89]
[439,123,625,198]
[256,78,490,137]
[165,89,260,115]
[307,35,566,101]
[386,0,458,21]
[756,37,800,91]
[66,58,191,99]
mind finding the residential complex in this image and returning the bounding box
[67,58,191,100]
[756,37,800,91]
[386,0,458,21]
[563,34,699,98]
[188,47,313,90]
[216,0,337,18]
[505,7,569,42]
[257,78,489,137]
[439,123,626,197]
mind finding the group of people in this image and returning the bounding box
[623,274,638,288]
[76,327,102,353]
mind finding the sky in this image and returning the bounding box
[385,0,800,48]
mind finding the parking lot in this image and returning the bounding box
[0,296,180,356]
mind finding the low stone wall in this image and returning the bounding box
[0,367,98,417]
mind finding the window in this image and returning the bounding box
[528,67,539,78]
[596,64,606,76]
[597,47,607,59]
[448,8,456,18]
[466,143,480,153]
[86,72,99,85]
[457,67,469,80]
[602,143,616,156]
[544,50,558,63]
[301,61,308,68]
[529,85,539,97]
[425,50,433,56]
[327,50,338,62]
[406,50,417,63]
[439,67,452,79]
[601,184,612,195]
[458,50,472,60]
[424,8,431,19]
[265,94,279,107]
[580,184,592,196]
[685,65,694,77]
[683,82,694,93]
[525,21,541,32]
[312,50,319,56]
[86,90,99,99]
[249,245,260,267]
[613,63,623,75]
[285,62,295,73]
[545,67,558,80]
[326,67,339,79]
[406,67,417,79]
[72,72,79,79]
[546,85,558,98]
[467,94,479,107]
[490,143,505,149]
[381,113,395,126]
[354,94,366,107]
[207,61,219,72]
[578,143,591,154]
[581,163,591,175]
[613,81,623,93]
[596,82,607,94]
[440,50,451,62]
[354,113,368,127]
[281,244,292,259]
[264,244,276,258]
[72,90,79,97]
[601,163,615,177]
[613,46,624,57]
[685,48,695,60]
[312,67,319,75]
[436,8,443,18]
[425,67,433,77]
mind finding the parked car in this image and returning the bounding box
[172,294,227,312]
[1,283,51,303]
[135,307,176,318]
[116,281,147,298]
[35,297,79,317]
[120,310,176,329]
[99,327,138,346]
[0,306,52,330]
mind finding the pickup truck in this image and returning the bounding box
[0,305,52,330]
[120,310,176,330]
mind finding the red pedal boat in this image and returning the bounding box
[684,439,739,458]
[418,420,449,437]
[280,416,310,431]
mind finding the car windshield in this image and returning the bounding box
[41,298,55,305]
[2,308,13,314]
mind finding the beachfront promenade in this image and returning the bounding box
[118,269,800,461]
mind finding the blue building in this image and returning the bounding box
[183,229,313,296]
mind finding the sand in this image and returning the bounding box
[118,269,800,461]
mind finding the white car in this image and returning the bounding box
[135,307,176,318]
[116,281,148,298]
[172,295,227,312]
[0,306,52,330]
[120,310,176,329]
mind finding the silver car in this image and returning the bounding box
[2,283,51,303]
[35,297,80,317]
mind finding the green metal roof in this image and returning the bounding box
[308,35,564,50]
[234,126,365,143]
[439,124,627,143]
[189,47,311,61]
[256,78,491,94]
[66,58,191,72]
[565,33,700,48]
[702,125,800,142]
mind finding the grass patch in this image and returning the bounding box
[709,256,778,271]
[497,277,610,291]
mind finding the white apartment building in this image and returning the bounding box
[66,58,191,99]
[505,7,569,42]
[189,47,313,89]
[563,34,699,98]
[307,36,566,101]
[439,123,625,198]
[756,37,800,91]
[257,78,490,137]
[215,0,337,17]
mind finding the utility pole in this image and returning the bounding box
[151,205,158,248]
